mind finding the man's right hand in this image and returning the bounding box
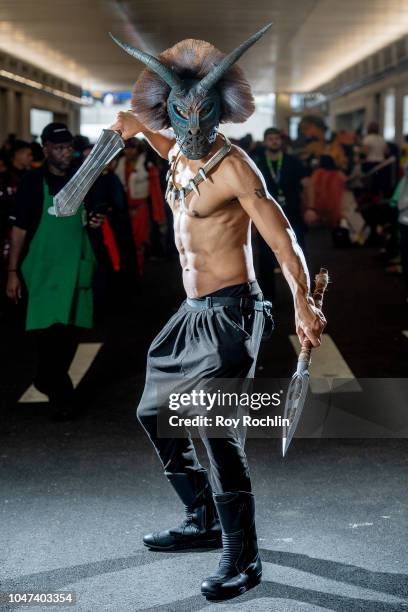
[111,110,175,159]
[110,111,142,140]
[6,272,22,304]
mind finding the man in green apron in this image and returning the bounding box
[6,123,104,420]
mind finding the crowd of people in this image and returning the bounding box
[1,116,407,419]
[0,127,171,313]
[233,118,408,301]
[0,123,170,420]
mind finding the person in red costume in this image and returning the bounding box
[115,138,165,276]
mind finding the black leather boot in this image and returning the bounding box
[143,471,221,551]
[201,491,262,600]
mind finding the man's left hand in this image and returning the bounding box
[88,213,105,229]
[295,296,326,347]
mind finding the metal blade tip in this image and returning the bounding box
[255,23,273,39]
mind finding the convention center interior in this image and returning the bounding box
[1,1,408,610]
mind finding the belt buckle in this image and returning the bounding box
[263,300,272,315]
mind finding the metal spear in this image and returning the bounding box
[282,267,329,457]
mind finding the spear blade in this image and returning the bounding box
[282,267,329,457]
[282,367,310,457]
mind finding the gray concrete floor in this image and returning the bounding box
[1,229,408,611]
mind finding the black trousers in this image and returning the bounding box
[137,281,268,494]
[33,323,80,404]
[400,223,408,293]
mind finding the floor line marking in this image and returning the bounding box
[289,334,361,393]
[18,342,103,403]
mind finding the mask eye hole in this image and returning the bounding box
[174,105,188,119]
[199,102,214,117]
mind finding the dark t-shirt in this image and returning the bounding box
[9,164,78,241]
[0,171,15,241]
[251,150,308,227]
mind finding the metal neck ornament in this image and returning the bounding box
[165,135,232,214]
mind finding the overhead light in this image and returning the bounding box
[0,21,87,86]
[0,69,84,104]
[296,17,408,91]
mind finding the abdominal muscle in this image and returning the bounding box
[175,210,256,298]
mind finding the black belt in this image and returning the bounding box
[186,295,271,312]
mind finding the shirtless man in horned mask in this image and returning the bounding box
[111,24,326,601]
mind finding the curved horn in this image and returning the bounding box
[195,23,272,94]
[109,33,183,92]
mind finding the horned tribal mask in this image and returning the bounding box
[110,24,272,160]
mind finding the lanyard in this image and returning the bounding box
[266,152,285,204]
[267,152,283,184]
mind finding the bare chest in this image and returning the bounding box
[169,171,236,219]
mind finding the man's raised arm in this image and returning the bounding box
[111,111,175,159]
[225,152,326,347]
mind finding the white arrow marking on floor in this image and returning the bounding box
[289,334,361,393]
[18,342,103,403]
[402,330,408,339]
